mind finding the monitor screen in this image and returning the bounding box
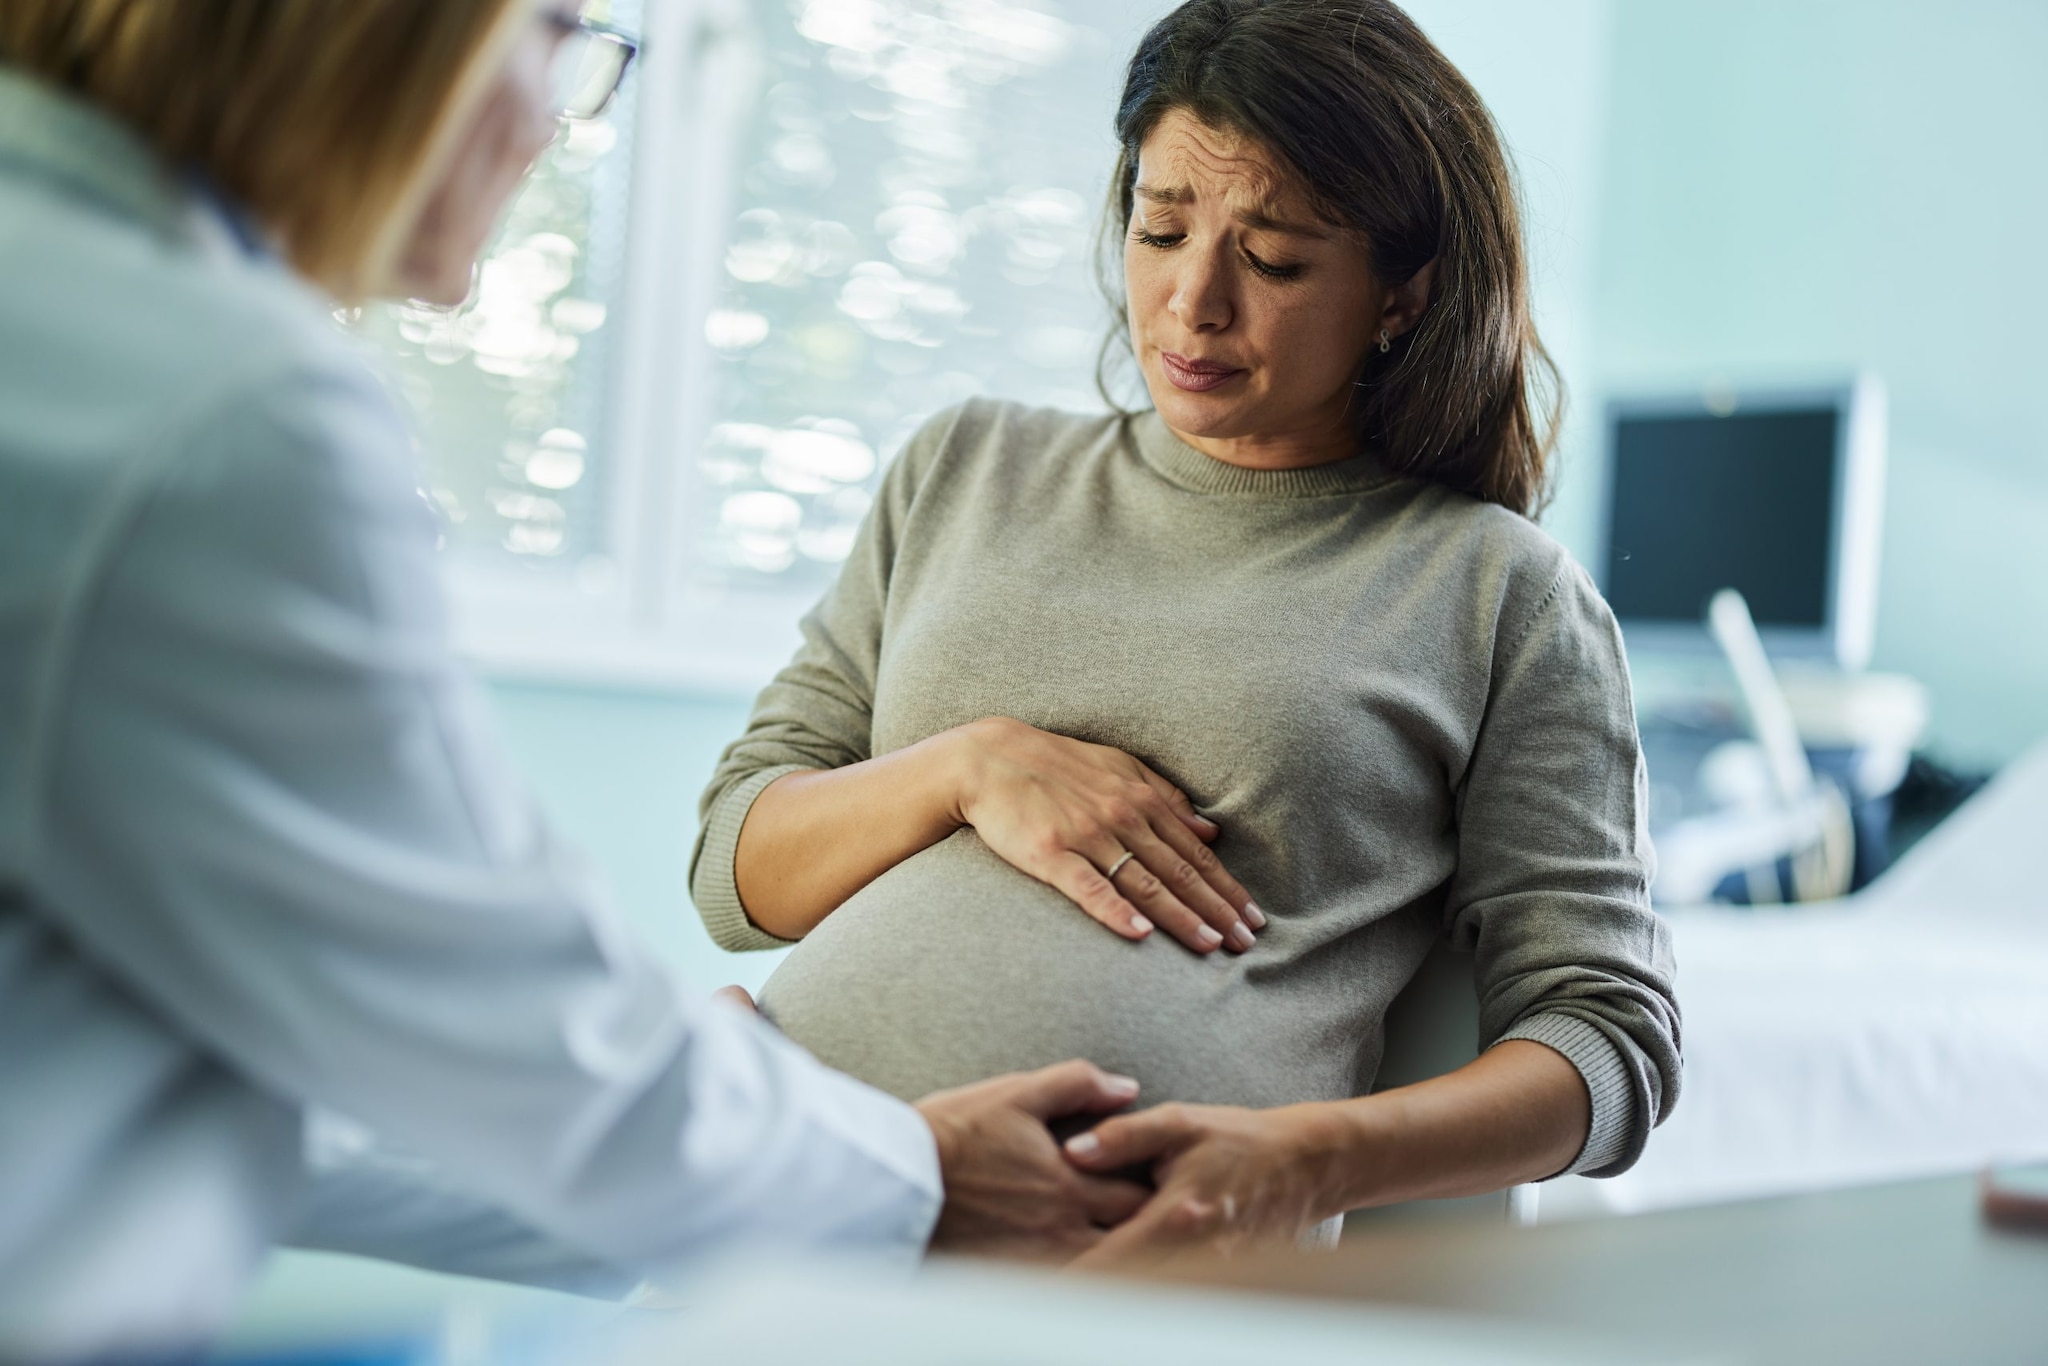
[1603,406,1839,631]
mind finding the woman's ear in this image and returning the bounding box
[1380,258,1438,339]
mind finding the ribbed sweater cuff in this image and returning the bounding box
[694,764,809,953]
[1499,1013,1634,1177]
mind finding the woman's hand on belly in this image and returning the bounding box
[732,715,1259,952]
[952,717,1263,955]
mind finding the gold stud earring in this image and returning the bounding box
[1378,329,1392,354]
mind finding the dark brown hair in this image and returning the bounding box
[1099,0,1560,516]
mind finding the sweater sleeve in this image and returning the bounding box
[1443,555,1683,1179]
[690,406,967,952]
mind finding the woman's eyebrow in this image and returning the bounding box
[1238,207,1331,240]
[1132,183,1330,240]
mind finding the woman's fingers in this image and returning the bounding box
[1063,1109,1213,1264]
[1076,1173,1153,1228]
[1063,1104,1193,1173]
[1108,849,1226,953]
[1137,768,1221,840]
[1142,817,1262,940]
[1046,853,1155,940]
[1068,1191,1229,1267]
[1051,840,1248,956]
[1128,764,1265,933]
[1112,829,1255,954]
[1063,1109,1244,1266]
[957,720,1265,952]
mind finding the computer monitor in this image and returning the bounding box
[1596,379,1886,669]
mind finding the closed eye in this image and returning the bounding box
[1242,250,1304,281]
[1130,227,1305,282]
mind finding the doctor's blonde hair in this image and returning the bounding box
[0,0,532,298]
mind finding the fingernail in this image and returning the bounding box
[1229,923,1256,951]
[1196,924,1224,947]
[1242,901,1268,929]
[1130,915,1154,936]
[1105,1073,1139,1096]
[1066,1132,1102,1158]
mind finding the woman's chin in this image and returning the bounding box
[1149,385,1258,445]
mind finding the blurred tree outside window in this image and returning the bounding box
[693,0,1123,595]
[353,0,1134,675]
[352,0,644,593]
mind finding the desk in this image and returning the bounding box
[1154,1175,2048,1365]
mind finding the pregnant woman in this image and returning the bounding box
[693,0,1681,1255]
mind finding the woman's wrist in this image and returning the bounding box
[903,719,989,834]
[1290,1043,1599,1218]
[1285,1097,1403,1219]
[930,716,1011,828]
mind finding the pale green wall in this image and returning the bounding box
[1403,0,1616,563]
[1590,0,2048,766]
[483,683,777,990]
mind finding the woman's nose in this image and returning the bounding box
[1167,249,1234,333]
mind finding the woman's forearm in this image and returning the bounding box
[1303,1039,1591,1215]
[732,727,973,940]
[1060,1037,1594,1258]
[730,715,1258,952]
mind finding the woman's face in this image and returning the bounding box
[1123,109,1430,470]
[394,5,577,304]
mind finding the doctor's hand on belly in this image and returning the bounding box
[716,986,1152,1259]
[737,715,1262,955]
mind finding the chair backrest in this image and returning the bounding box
[1374,935,1481,1091]
[1345,937,1517,1228]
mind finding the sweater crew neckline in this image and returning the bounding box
[1129,410,1393,499]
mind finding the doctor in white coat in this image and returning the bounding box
[0,2,1150,1357]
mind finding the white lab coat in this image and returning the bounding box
[0,70,939,1359]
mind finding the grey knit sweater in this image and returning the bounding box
[692,399,1681,1177]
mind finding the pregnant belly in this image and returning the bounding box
[758,829,1369,1108]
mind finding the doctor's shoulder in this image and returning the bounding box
[97,215,420,526]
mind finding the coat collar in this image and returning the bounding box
[0,65,269,260]
[0,66,192,239]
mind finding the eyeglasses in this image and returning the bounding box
[545,13,639,122]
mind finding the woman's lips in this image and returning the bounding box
[1160,350,1245,393]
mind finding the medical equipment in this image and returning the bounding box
[1598,378,1886,668]
[1707,588,1854,902]
[1646,589,1859,904]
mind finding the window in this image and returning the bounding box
[362,0,1139,689]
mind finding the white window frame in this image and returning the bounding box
[446,0,816,695]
